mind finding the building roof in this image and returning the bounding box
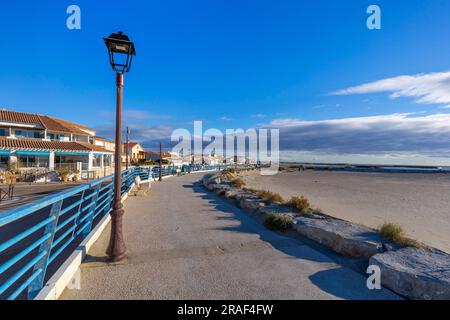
[123,142,140,148]
[0,110,95,136]
[94,136,115,143]
[0,110,42,125]
[75,142,114,153]
[0,138,112,153]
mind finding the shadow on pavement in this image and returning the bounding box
[183,180,401,300]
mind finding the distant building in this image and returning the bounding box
[93,136,115,152]
[122,142,146,164]
[0,109,113,177]
[145,150,172,165]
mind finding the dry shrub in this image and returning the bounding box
[256,190,284,203]
[379,223,422,249]
[264,213,293,232]
[232,178,246,189]
[285,196,311,214]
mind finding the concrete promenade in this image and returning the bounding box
[61,173,399,300]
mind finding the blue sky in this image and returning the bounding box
[1,1,450,164]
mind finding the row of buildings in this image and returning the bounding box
[0,110,240,178]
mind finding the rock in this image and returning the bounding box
[239,194,265,212]
[205,183,218,191]
[203,174,221,184]
[293,217,383,258]
[134,175,142,186]
[224,188,243,200]
[203,174,221,186]
[130,181,152,197]
[370,248,450,300]
[234,191,248,202]
[214,184,231,196]
[258,204,297,218]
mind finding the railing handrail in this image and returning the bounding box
[0,174,115,227]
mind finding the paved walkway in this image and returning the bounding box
[0,182,83,212]
[61,173,400,300]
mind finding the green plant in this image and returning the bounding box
[7,160,18,172]
[232,178,246,188]
[379,223,422,249]
[285,196,311,214]
[58,168,70,179]
[264,213,293,232]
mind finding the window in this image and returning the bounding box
[0,156,8,168]
[18,155,49,168]
[93,155,102,167]
[0,128,6,136]
[15,130,41,138]
[104,155,112,167]
[46,133,55,140]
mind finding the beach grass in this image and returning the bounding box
[379,223,423,249]
[284,196,312,214]
[264,213,293,232]
[232,177,246,188]
[255,190,284,203]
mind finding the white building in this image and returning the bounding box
[0,109,114,177]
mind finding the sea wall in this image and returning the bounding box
[202,172,450,300]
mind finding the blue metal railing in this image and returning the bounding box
[0,164,240,300]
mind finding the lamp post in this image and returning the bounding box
[103,31,136,263]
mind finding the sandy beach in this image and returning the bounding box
[240,169,450,253]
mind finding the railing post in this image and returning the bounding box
[105,182,114,215]
[82,184,101,237]
[27,199,63,299]
[71,190,86,239]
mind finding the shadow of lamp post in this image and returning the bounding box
[103,31,136,263]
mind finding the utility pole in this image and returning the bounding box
[159,142,162,182]
[125,126,130,170]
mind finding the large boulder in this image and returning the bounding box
[238,194,265,212]
[203,174,222,187]
[370,248,450,300]
[293,217,383,258]
[214,184,231,196]
[224,188,244,200]
[258,204,297,218]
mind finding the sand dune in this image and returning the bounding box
[241,170,450,253]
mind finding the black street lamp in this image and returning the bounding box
[104,31,136,263]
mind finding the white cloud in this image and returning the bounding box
[252,113,267,119]
[219,116,232,121]
[330,71,450,105]
[264,113,450,156]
